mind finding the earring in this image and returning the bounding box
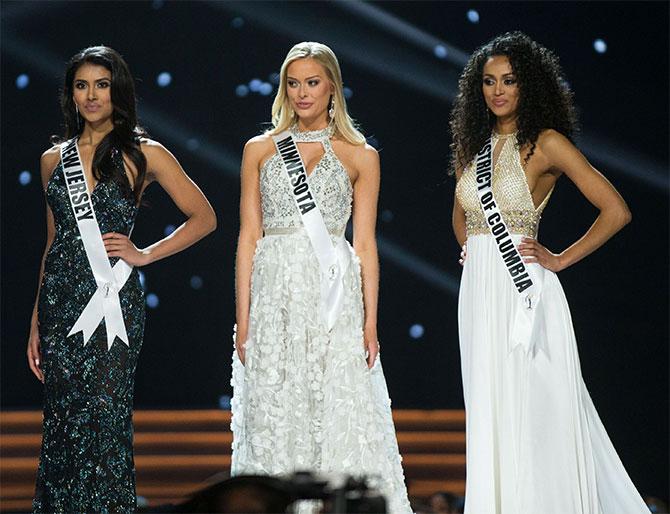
[328,97,335,119]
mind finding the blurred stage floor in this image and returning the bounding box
[0,409,465,511]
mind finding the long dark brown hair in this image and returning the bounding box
[449,31,578,174]
[53,46,147,203]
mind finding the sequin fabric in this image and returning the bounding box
[230,128,413,513]
[455,133,553,238]
[260,125,352,235]
[33,151,144,514]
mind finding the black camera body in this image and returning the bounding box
[288,471,387,514]
[150,471,388,513]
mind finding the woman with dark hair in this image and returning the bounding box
[451,32,647,513]
[27,46,216,513]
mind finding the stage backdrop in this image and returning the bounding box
[2,0,667,500]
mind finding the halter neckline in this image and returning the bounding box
[492,130,518,139]
[289,123,335,143]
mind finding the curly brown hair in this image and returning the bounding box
[449,31,578,173]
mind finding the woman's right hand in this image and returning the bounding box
[235,325,248,366]
[459,243,467,266]
[27,323,44,383]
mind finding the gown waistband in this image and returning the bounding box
[264,226,345,238]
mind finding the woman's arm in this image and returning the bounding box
[27,147,60,383]
[352,144,381,369]
[518,129,632,271]
[452,167,467,262]
[234,138,265,365]
[102,140,217,265]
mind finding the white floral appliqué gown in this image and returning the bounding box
[231,126,412,513]
[455,132,648,514]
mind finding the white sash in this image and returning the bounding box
[474,137,543,355]
[60,138,133,350]
[272,131,351,331]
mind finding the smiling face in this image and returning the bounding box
[285,57,334,126]
[482,55,520,121]
[72,63,114,128]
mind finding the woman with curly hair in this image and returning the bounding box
[451,32,647,513]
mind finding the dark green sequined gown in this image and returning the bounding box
[33,153,145,514]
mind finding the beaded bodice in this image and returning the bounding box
[45,152,138,269]
[260,125,352,235]
[455,133,553,238]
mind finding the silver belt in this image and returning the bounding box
[264,226,344,237]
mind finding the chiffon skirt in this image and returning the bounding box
[231,232,412,513]
[458,234,648,514]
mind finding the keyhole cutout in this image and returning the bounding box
[296,142,326,177]
[492,137,506,171]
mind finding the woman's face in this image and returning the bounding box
[482,55,519,120]
[285,58,334,125]
[72,63,114,127]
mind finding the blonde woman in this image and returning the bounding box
[230,42,411,512]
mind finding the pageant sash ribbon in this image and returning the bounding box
[474,137,543,355]
[272,131,350,331]
[60,138,133,350]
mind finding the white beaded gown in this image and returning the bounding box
[455,132,648,514]
[230,125,412,513]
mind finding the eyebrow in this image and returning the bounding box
[287,75,321,80]
[483,72,515,77]
[74,77,111,82]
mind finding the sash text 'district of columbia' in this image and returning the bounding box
[475,142,532,293]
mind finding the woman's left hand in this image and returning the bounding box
[363,325,379,369]
[102,232,149,266]
[518,237,563,272]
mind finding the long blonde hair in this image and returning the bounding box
[269,42,366,145]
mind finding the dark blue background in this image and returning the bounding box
[2,0,667,501]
